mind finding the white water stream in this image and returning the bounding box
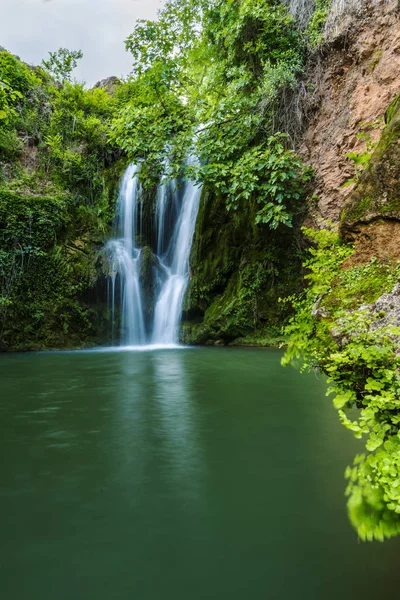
[105,163,202,346]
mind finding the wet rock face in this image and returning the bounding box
[301,0,400,223]
[139,245,162,327]
[182,185,304,345]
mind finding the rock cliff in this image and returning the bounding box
[303,0,400,222]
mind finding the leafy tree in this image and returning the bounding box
[42,48,83,82]
[0,48,121,349]
[111,0,310,228]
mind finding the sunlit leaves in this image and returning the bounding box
[346,440,400,541]
[282,227,400,540]
[41,48,83,83]
[114,0,310,227]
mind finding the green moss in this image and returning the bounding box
[183,185,305,345]
[385,92,400,125]
[229,328,287,347]
[342,94,400,230]
[343,196,373,223]
[323,258,400,312]
[367,50,383,74]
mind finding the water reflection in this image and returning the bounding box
[153,352,204,500]
[110,350,204,512]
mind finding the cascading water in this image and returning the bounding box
[105,161,202,347]
[105,165,146,346]
[152,171,201,345]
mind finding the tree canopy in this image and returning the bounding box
[111,0,313,228]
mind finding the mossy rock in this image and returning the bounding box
[385,92,400,126]
[341,93,400,234]
[183,185,304,345]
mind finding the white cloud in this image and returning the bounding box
[0,0,162,85]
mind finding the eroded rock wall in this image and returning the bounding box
[302,0,400,222]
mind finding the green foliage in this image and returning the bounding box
[343,119,383,187]
[282,227,353,368]
[0,50,41,94]
[283,227,400,540]
[0,51,44,161]
[214,134,313,228]
[198,133,313,228]
[111,0,311,228]
[0,189,73,346]
[0,79,22,123]
[42,48,83,82]
[42,82,118,205]
[0,50,121,349]
[346,444,400,542]
[306,0,332,47]
[0,48,119,206]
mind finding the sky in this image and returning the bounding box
[0,0,163,86]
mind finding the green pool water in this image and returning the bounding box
[1,347,399,599]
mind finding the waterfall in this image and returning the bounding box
[152,173,201,344]
[105,161,202,347]
[105,165,146,346]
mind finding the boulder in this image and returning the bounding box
[93,76,120,94]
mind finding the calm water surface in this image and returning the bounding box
[0,347,399,599]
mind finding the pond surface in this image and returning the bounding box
[0,347,399,599]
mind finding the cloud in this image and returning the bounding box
[0,0,162,85]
